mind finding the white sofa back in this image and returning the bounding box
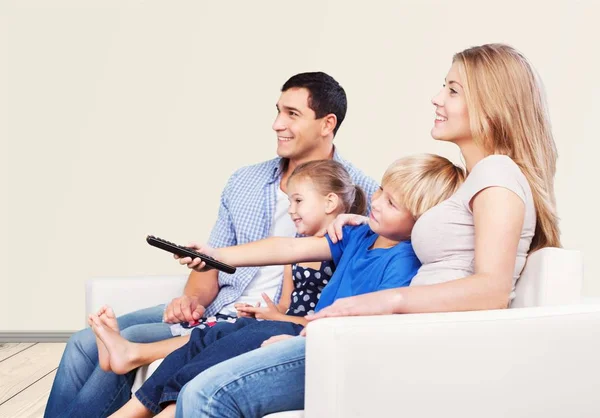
[511,247,583,308]
[85,248,584,319]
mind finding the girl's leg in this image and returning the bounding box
[158,320,302,408]
[90,314,190,374]
[155,403,176,418]
[135,318,267,414]
[108,396,154,418]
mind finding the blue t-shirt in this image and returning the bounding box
[316,224,421,312]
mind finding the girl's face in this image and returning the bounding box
[368,186,415,242]
[287,177,338,236]
[431,62,472,145]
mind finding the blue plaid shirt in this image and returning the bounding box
[204,149,379,316]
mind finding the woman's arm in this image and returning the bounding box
[308,186,524,319]
[395,186,524,312]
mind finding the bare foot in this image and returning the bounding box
[88,305,115,371]
[90,314,141,375]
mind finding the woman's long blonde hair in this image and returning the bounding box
[453,43,560,251]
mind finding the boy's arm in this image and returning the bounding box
[188,236,332,269]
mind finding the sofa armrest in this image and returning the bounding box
[305,305,600,418]
[85,275,187,321]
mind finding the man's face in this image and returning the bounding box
[272,87,325,161]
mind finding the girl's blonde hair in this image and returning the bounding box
[287,160,367,215]
[382,154,465,219]
[453,43,560,251]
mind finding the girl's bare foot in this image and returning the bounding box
[88,305,116,371]
[90,314,143,375]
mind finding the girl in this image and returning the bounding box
[88,159,364,415]
[171,43,562,418]
[88,160,366,377]
[118,152,464,418]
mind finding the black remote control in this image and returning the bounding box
[146,235,237,274]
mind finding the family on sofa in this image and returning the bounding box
[44,43,561,418]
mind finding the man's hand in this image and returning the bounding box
[163,295,206,323]
[175,242,219,272]
[261,334,295,347]
[236,293,283,321]
[314,214,369,243]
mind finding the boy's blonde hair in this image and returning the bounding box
[382,154,465,219]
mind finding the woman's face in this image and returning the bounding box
[431,62,471,145]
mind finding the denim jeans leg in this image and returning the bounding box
[134,317,259,413]
[175,336,306,418]
[44,304,170,418]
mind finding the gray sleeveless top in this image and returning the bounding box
[410,155,536,300]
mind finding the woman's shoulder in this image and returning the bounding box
[467,155,527,182]
[471,154,525,177]
[460,154,531,204]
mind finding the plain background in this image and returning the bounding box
[1,0,598,332]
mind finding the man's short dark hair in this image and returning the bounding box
[282,72,347,136]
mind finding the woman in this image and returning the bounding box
[174,43,561,417]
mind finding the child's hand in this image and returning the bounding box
[175,242,219,272]
[234,302,258,318]
[236,293,283,321]
[314,214,369,243]
[261,334,295,347]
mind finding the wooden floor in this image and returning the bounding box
[0,343,65,418]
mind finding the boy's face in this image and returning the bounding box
[272,87,327,162]
[368,186,415,241]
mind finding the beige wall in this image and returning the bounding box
[1,0,598,331]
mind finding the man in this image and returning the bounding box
[44,72,379,418]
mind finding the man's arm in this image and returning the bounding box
[164,269,220,323]
[184,269,220,307]
[164,171,239,324]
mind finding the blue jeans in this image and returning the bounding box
[136,318,303,413]
[44,304,173,418]
[176,336,306,418]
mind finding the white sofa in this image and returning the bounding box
[86,247,600,417]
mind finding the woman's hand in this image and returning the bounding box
[175,242,219,272]
[236,293,284,321]
[306,289,401,321]
[261,334,295,347]
[315,214,369,243]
